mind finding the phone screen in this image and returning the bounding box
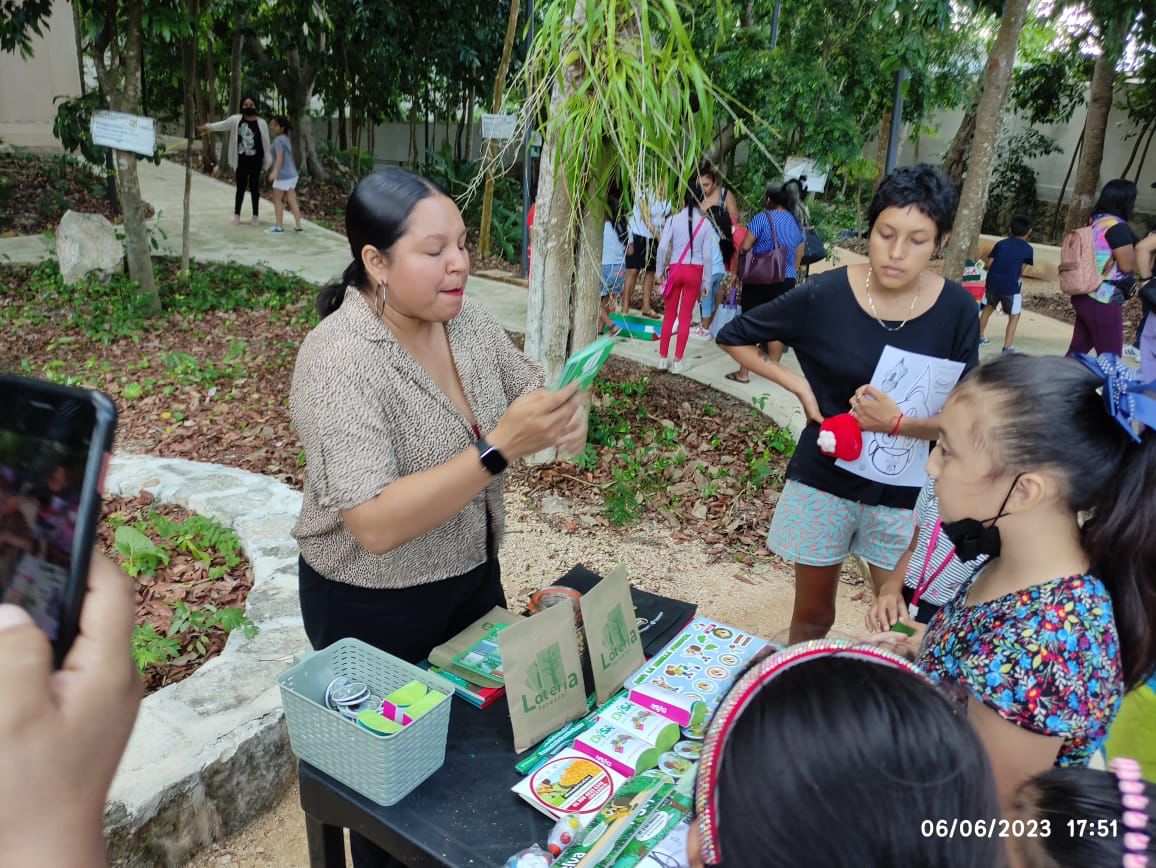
[0,378,116,662]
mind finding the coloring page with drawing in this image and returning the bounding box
[835,345,965,488]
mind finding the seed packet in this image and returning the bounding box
[452,623,509,682]
[511,748,629,822]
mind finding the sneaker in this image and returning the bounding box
[294,226,304,232]
[232,215,241,225]
[1124,345,1141,361]
[266,226,285,234]
[1001,346,1016,354]
[689,326,712,340]
[671,358,688,375]
[979,336,990,346]
[250,216,260,226]
[657,357,670,372]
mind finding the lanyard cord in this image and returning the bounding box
[911,519,957,608]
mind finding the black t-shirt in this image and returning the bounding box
[237,119,264,162]
[716,267,980,509]
[1105,221,1139,251]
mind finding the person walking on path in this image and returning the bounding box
[1065,179,1140,359]
[623,186,671,318]
[726,182,805,383]
[978,214,1035,353]
[197,96,272,226]
[266,116,304,234]
[655,185,712,374]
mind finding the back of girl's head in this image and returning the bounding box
[868,163,959,243]
[1013,766,1156,868]
[1093,179,1138,223]
[956,353,1156,688]
[683,180,702,212]
[316,169,445,318]
[763,182,792,210]
[712,656,1000,867]
[271,114,292,134]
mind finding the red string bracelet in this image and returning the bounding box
[889,414,904,437]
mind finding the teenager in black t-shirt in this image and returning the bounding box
[717,164,979,643]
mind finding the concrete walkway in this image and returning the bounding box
[0,128,1079,435]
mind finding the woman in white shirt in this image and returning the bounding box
[655,185,712,374]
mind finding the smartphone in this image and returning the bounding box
[0,376,116,666]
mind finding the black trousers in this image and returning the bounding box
[234,155,262,216]
[298,551,506,868]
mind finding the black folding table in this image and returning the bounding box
[298,699,553,867]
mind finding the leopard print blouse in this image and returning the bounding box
[290,287,544,589]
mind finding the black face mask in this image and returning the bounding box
[242,107,256,117]
[940,474,1022,562]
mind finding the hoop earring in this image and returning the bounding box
[376,281,387,318]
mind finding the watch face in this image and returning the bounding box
[478,442,507,475]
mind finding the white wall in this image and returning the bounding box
[0,2,82,124]
[901,82,1156,213]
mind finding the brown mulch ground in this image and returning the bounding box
[0,150,123,235]
[98,492,253,693]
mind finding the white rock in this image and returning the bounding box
[55,210,124,285]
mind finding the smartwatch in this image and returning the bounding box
[475,435,508,475]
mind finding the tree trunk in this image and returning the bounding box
[464,89,475,161]
[1133,125,1155,183]
[199,49,218,173]
[408,87,419,166]
[339,37,350,151]
[181,0,199,274]
[1064,12,1127,237]
[1121,118,1153,178]
[872,112,890,192]
[942,96,979,188]
[526,79,577,396]
[942,0,1031,282]
[479,0,523,257]
[1050,130,1082,239]
[92,0,160,312]
[741,0,754,28]
[708,122,738,169]
[222,22,243,174]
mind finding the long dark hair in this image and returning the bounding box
[316,169,445,318]
[1092,179,1137,223]
[1014,766,1156,867]
[271,114,292,135]
[711,657,1000,867]
[961,354,1156,688]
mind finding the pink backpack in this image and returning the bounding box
[1059,218,1114,296]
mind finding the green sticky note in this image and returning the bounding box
[556,337,616,390]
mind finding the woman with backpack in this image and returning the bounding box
[1064,179,1140,358]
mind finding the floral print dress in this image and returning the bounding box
[917,572,1123,766]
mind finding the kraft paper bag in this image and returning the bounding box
[579,563,644,704]
[429,606,522,688]
[500,602,588,752]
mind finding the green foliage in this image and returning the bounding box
[142,510,243,578]
[0,0,53,56]
[0,258,316,344]
[428,141,523,263]
[168,601,258,657]
[131,624,181,671]
[982,128,1059,236]
[115,525,171,577]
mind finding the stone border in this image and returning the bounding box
[101,454,308,867]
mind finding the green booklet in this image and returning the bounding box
[556,336,616,390]
[452,623,509,682]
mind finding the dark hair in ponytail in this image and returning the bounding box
[271,114,292,134]
[960,354,1156,688]
[316,168,445,319]
[1014,767,1156,867]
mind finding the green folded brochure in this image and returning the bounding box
[556,336,616,390]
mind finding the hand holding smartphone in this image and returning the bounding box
[0,376,116,666]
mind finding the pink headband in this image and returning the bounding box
[693,640,929,865]
[1111,757,1150,868]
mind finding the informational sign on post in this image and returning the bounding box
[783,156,829,194]
[481,113,518,141]
[91,111,157,157]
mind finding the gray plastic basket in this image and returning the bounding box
[277,638,454,806]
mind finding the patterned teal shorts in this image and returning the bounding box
[767,479,914,569]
